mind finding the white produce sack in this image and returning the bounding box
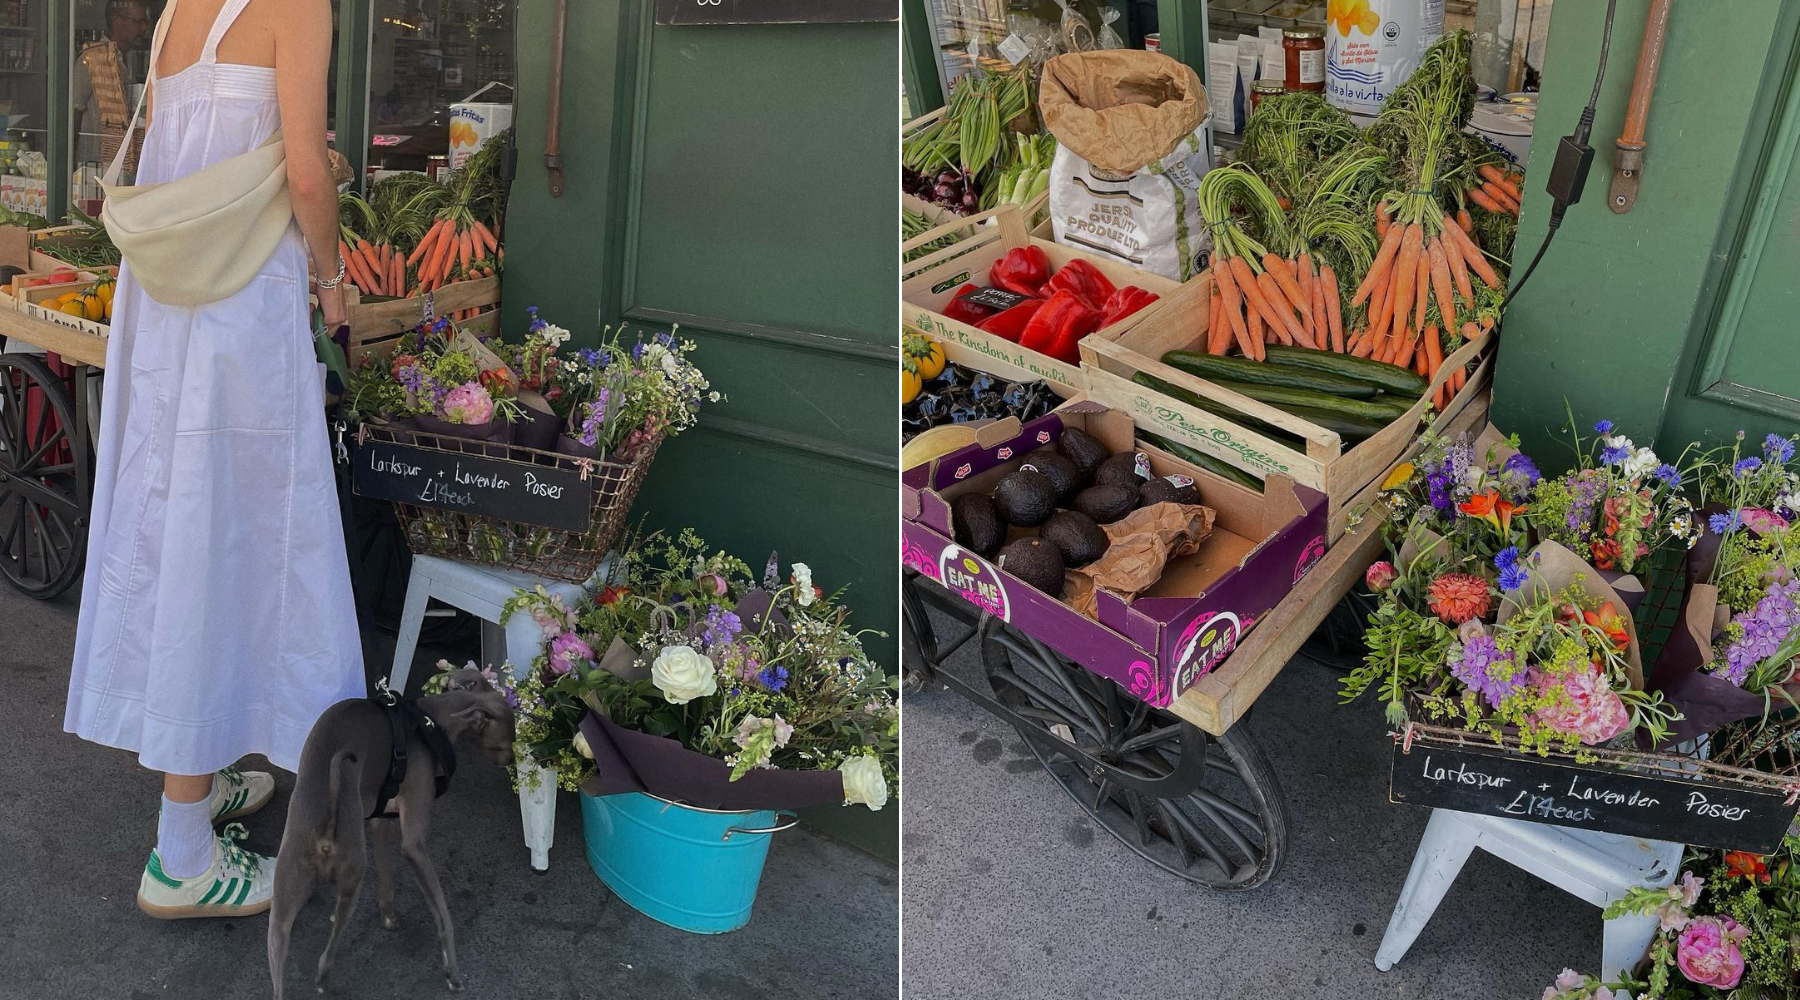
[1041,50,1213,281]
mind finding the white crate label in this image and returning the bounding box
[929,271,973,295]
[1127,393,1291,476]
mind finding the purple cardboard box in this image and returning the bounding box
[901,400,1329,708]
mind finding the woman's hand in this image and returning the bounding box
[315,280,346,327]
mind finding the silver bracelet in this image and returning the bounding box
[315,255,347,289]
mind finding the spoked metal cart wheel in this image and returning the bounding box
[0,353,90,600]
[979,617,1289,890]
[901,568,980,691]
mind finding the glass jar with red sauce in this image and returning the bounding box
[1283,28,1326,93]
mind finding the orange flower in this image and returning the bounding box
[1724,851,1770,882]
[1590,537,1621,571]
[1459,490,1524,534]
[1582,602,1630,650]
[597,585,631,605]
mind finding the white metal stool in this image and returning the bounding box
[388,553,600,872]
[1376,809,1682,982]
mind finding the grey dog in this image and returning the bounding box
[267,668,516,998]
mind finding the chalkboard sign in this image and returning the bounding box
[352,440,594,532]
[654,0,896,24]
[958,286,1032,312]
[1390,739,1799,854]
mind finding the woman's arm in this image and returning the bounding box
[273,0,345,322]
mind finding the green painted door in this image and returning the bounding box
[505,0,898,856]
[1492,1,1800,458]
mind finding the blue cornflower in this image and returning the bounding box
[656,331,674,347]
[631,341,647,361]
[1653,464,1682,487]
[1710,510,1743,536]
[1734,456,1763,477]
[1494,546,1519,570]
[1501,453,1541,487]
[1764,434,1795,465]
[757,665,789,693]
[1497,563,1529,592]
[577,347,602,367]
[1594,419,1614,435]
[1600,445,1629,466]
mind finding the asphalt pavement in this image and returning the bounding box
[0,581,897,1000]
[900,608,1598,1000]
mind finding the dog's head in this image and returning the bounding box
[432,689,517,768]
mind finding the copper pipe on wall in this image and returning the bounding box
[1610,0,1673,213]
[544,0,568,198]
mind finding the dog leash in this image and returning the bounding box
[369,677,458,820]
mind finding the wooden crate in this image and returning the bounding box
[1081,274,1495,541]
[346,274,501,365]
[1165,388,1494,736]
[902,204,1182,397]
[29,225,116,273]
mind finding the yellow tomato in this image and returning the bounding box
[902,331,947,380]
[902,361,922,404]
[61,300,87,319]
[82,293,103,317]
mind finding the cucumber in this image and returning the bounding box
[1131,373,1387,445]
[1260,344,1429,397]
[1203,379,1411,425]
[1161,350,1380,398]
[1139,431,1266,491]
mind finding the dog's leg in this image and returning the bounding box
[372,818,401,930]
[267,860,309,1000]
[397,819,460,992]
[313,867,363,992]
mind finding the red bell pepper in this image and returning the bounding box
[1018,289,1102,364]
[941,283,994,325]
[975,298,1045,343]
[1099,286,1160,326]
[989,246,1050,297]
[1045,258,1118,311]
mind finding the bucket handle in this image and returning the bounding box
[722,811,799,841]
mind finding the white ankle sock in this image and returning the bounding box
[157,792,215,880]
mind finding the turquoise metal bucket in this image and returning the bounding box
[580,791,798,934]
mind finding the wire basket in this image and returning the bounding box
[363,423,660,583]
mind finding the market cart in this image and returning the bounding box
[0,308,103,599]
[903,388,1493,890]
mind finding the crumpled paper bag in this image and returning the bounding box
[1039,50,1208,175]
[1064,503,1215,619]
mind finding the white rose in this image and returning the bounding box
[1623,446,1660,480]
[651,646,718,704]
[541,323,571,347]
[660,351,681,376]
[839,755,888,811]
[792,563,815,607]
[572,730,593,759]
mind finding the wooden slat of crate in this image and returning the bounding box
[347,275,501,363]
[0,306,108,367]
[1163,389,1494,737]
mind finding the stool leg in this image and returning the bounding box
[506,614,556,871]
[389,564,433,697]
[1375,811,1478,972]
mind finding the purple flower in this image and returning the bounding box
[578,388,611,449]
[1501,453,1541,487]
[577,347,602,367]
[549,632,594,675]
[1717,580,1800,686]
[1653,463,1682,486]
[1427,472,1453,514]
[1764,434,1795,465]
[757,664,789,693]
[1494,547,1528,592]
[1710,510,1743,536]
[1735,457,1763,477]
[656,331,674,347]
[1600,445,1629,466]
[1593,419,1614,435]
[631,341,647,361]
[1449,631,1524,708]
[700,604,743,647]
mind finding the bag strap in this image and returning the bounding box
[104,0,177,187]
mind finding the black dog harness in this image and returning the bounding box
[369,683,457,820]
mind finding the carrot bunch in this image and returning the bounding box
[407,217,503,295]
[1205,249,1346,358]
[1467,164,1523,218]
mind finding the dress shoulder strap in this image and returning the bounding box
[200,0,258,64]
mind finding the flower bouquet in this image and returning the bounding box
[1541,836,1800,999]
[495,528,897,812]
[1649,432,1800,742]
[347,316,525,451]
[1345,422,1682,750]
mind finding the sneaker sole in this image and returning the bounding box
[213,786,275,825]
[136,894,273,920]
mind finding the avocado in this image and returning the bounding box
[1094,451,1149,488]
[1138,474,1202,508]
[1022,449,1082,504]
[998,537,1066,596]
[1057,426,1110,479]
[1040,510,1109,566]
[1074,483,1138,525]
[950,493,1005,557]
[991,469,1057,528]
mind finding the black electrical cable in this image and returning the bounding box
[1504,0,1619,304]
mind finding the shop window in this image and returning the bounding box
[0,0,50,220]
[365,0,514,182]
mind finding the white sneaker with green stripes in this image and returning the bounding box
[137,823,277,919]
[210,766,274,824]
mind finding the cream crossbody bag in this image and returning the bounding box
[99,0,294,307]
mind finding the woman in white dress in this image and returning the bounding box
[63,0,365,918]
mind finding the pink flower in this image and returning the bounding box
[548,632,594,675]
[696,572,729,597]
[1365,561,1397,592]
[1676,916,1747,988]
[1533,662,1629,745]
[441,382,495,425]
[1742,507,1790,536]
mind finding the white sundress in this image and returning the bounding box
[65,0,365,776]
